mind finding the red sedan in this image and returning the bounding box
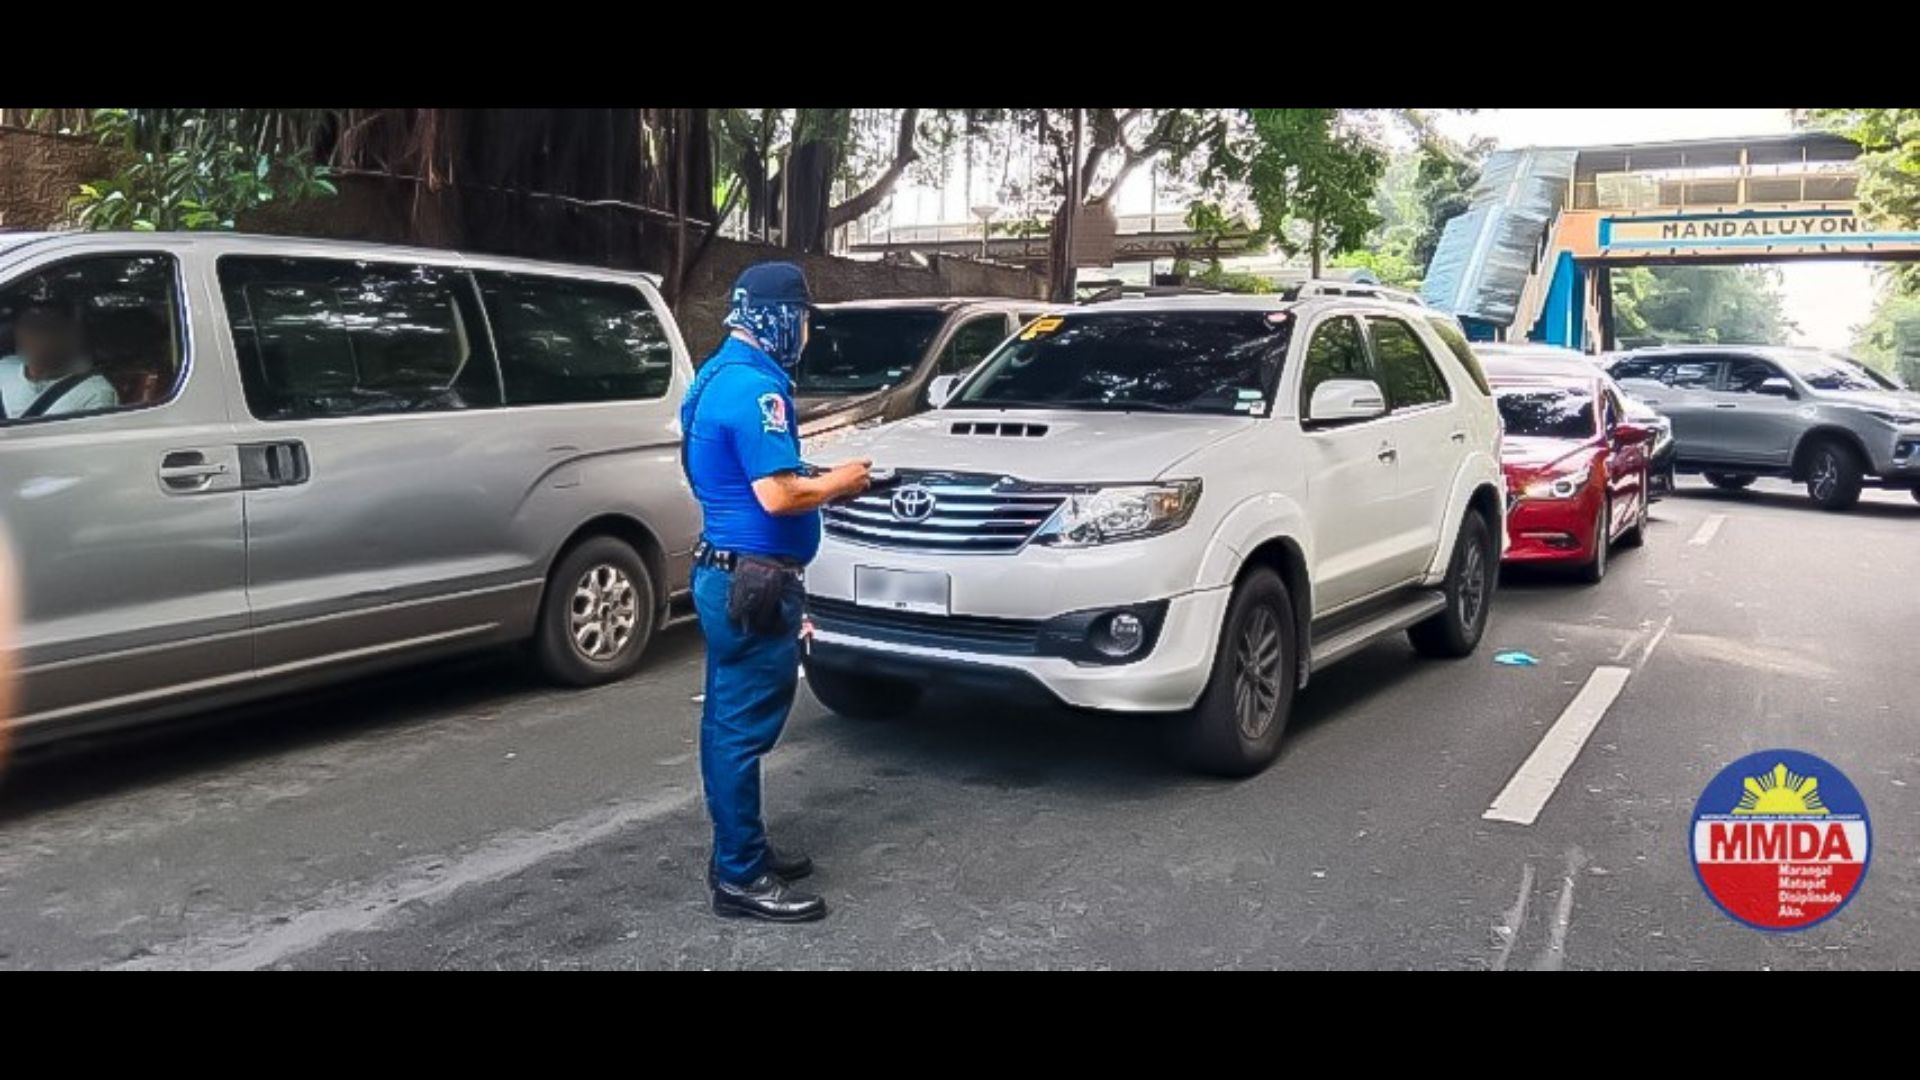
[1493,373,1655,583]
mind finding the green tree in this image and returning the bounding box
[60,108,336,232]
[1611,266,1799,348]
[1812,109,1920,296]
[1852,273,1920,381]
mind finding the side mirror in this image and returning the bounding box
[1758,377,1798,399]
[1307,379,1387,423]
[1613,421,1652,446]
[928,374,960,409]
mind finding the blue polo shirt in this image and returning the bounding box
[682,335,821,564]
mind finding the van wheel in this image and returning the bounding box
[535,536,656,687]
[1804,440,1864,511]
[1177,568,1296,778]
[803,661,920,720]
[1703,472,1755,491]
[1410,510,1495,658]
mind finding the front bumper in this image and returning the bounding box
[1880,434,1920,478]
[1502,492,1601,564]
[806,585,1230,713]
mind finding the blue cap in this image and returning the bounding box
[730,261,813,308]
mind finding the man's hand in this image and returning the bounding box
[752,459,872,516]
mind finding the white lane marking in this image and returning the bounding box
[1484,666,1633,826]
[115,744,813,971]
[1491,863,1534,972]
[1640,614,1674,667]
[1688,514,1726,546]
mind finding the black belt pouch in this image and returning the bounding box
[727,556,797,636]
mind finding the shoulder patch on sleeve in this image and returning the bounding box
[757,392,788,433]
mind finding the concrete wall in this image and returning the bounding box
[0,125,1047,358]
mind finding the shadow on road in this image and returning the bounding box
[801,631,1431,795]
[0,625,706,822]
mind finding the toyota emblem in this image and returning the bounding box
[891,485,936,522]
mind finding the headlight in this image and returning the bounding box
[1035,480,1202,547]
[1522,464,1593,501]
[1867,410,1920,426]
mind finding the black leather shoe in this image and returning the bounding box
[711,873,827,923]
[764,844,813,882]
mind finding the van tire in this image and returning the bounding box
[1409,510,1495,658]
[534,536,657,687]
[1176,568,1296,778]
[803,662,920,720]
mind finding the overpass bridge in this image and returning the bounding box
[1420,132,1920,351]
[845,211,1259,267]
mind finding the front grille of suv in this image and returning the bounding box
[822,471,1065,554]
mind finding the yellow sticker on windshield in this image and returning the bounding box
[1021,316,1065,341]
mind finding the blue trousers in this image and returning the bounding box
[693,562,803,887]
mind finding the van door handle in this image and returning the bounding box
[239,440,310,490]
[158,452,229,488]
[1714,403,1738,409]
[1377,445,1398,463]
[1449,430,1467,443]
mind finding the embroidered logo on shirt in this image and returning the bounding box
[758,392,788,433]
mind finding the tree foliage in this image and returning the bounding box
[1811,109,1920,296]
[63,108,336,232]
[1611,266,1799,348]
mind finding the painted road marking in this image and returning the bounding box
[1688,514,1727,546]
[1484,666,1633,826]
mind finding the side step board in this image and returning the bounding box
[1308,590,1447,674]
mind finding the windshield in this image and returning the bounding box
[952,309,1291,415]
[1778,351,1902,393]
[795,309,946,395]
[1496,386,1597,440]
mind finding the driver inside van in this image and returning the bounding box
[0,300,119,421]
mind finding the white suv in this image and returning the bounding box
[801,295,1505,776]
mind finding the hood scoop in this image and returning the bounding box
[950,420,1049,438]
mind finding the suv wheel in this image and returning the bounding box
[803,661,921,720]
[1579,499,1610,585]
[1409,510,1495,658]
[1703,472,1756,492]
[1177,568,1296,778]
[1805,439,1865,512]
[1617,477,1649,549]
[535,536,656,686]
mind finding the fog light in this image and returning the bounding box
[1093,612,1145,658]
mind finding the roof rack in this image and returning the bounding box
[1284,278,1426,306]
[1079,284,1226,304]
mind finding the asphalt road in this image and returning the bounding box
[1,477,1915,969]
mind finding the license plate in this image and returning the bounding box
[853,566,950,615]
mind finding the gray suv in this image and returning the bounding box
[0,231,701,745]
[1607,345,1920,511]
[795,298,1049,443]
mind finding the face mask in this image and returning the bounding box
[724,292,807,370]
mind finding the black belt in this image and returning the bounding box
[694,540,800,574]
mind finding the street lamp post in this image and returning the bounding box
[971,204,998,261]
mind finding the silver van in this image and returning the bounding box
[0,231,700,745]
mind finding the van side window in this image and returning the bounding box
[0,254,184,426]
[1424,315,1495,396]
[1366,316,1452,409]
[473,271,675,405]
[937,315,1007,377]
[1298,315,1372,409]
[218,256,499,421]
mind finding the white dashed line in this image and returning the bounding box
[1484,666,1633,826]
[1640,614,1674,667]
[1688,514,1727,546]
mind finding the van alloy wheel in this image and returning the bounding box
[571,564,639,661]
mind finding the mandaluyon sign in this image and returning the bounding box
[1599,209,1920,253]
